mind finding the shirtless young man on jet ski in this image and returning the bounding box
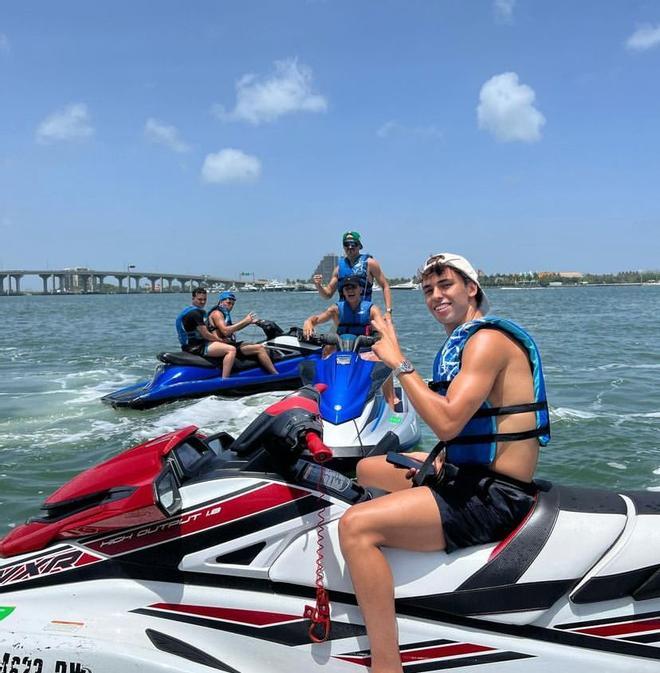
[338,252,550,673]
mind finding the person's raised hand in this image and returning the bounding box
[370,312,404,369]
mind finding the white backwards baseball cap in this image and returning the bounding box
[419,252,490,314]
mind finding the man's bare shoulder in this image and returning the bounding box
[462,328,517,368]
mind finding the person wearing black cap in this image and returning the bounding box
[313,230,392,314]
[206,291,278,375]
[338,252,550,673]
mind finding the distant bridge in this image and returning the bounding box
[0,268,256,295]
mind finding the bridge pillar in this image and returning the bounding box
[166,278,173,292]
[177,278,189,293]
[147,276,159,292]
[10,274,23,294]
[0,274,6,294]
[114,274,126,292]
[95,275,105,291]
[39,274,52,294]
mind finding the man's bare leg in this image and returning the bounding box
[339,488,445,673]
[239,343,278,375]
[207,342,236,378]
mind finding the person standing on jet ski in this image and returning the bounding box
[206,291,279,375]
[175,287,237,378]
[338,252,550,673]
[313,231,393,314]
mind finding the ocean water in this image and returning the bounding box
[1,285,659,532]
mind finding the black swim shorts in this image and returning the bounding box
[428,464,537,554]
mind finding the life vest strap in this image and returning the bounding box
[447,424,551,445]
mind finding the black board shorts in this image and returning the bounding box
[428,464,537,554]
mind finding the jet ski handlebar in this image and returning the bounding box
[305,332,380,352]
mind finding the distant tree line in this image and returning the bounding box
[480,270,659,287]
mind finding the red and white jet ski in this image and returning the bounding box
[1,386,659,673]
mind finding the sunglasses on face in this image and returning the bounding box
[344,243,358,249]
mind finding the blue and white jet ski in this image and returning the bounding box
[101,321,323,410]
[299,332,421,463]
[2,386,660,673]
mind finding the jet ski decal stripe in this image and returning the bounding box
[335,644,533,670]
[335,642,494,664]
[132,606,367,645]
[555,608,660,629]
[146,628,241,673]
[571,617,660,638]
[557,610,660,643]
[0,546,103,588]
[84,483,310,557]
[149,602,303,627]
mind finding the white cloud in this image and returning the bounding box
[144,118,190,153]
[494,0,516,23]
[477,72,545,143]
[201,149,261,184]
[214,58,327,125]
[36,103,94,143]
[377,120,443,140]
[0,33,10,53]
[625,23,660,51]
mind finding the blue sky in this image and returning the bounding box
[1,0,660,279]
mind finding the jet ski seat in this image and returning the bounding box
[158,351,277,374]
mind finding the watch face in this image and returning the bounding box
[401,359,414,373]
[396,359,414,375]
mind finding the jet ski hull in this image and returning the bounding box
[2,387,660,672]
[102,334,322,409]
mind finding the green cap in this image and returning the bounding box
[342,231,362,248]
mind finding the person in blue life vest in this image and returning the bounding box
[338,253,551,673]
[302,276,398,408]
[175,287,237,378]
[206,291,278,375]
[313,231,393,315]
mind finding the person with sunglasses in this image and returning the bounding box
[303,276,399,408]
[338,253,550,673]
[175,287,237,378]
[206,291,278,375]
[313,231,393,315]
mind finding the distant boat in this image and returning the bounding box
[262,279,296,292]
[240,283,259,292]
[390,279,419,290]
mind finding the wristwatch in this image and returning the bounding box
[386,307,393,314]
[392,359,415,378]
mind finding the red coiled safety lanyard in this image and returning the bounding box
[303,465,331,643]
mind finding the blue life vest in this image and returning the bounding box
[430,317,551,465]
[175,306,205,347]
[207,305,234,341]
[336,300,373,337]
[338,254,373,300]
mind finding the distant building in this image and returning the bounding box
[538,271,584,280]
[311,253,339,282]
